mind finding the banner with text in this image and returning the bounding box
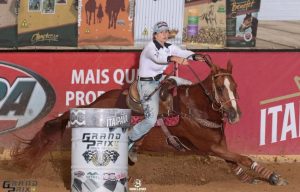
[0,52,300,155]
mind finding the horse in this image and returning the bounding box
[199,4,217,27]
[105,0,125,29]
[85,0,96,25]
[11,56,287,186]
[239,13,258,37]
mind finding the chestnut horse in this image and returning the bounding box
[12,58,287,186]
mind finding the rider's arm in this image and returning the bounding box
[143,44,170,65]
[169,45,205,62]
[170,45,195,60]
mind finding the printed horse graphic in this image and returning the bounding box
[85,0,96,25]
[199,5,217,26]
[239,13,258,37]
[105,0,125,29]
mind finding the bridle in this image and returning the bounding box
[211,72,239,113]
[187,54,239,115]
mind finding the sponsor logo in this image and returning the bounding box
[70,109,86,126]
[86,172,101,180]
[243,32,253,42]
[129,179,147,191]
[82,150,119,166]
[31,33,59,44]
[230,0,256,13]
[2,180,38,192]
[103,172,126,181]
[74,171,85,178]
[82,132,122,149]
[0,61,56,135]
[259,76,300,145]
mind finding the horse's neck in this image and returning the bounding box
[178,74,214,103]
[252,17,258,29]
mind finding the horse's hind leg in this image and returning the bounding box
[211,144,287,185]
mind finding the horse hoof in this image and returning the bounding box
[268,173,288,186]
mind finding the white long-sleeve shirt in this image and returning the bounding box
[138,40,195,77]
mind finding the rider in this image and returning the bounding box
[128,21,204,155]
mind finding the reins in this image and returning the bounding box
[143,64,178,102]
[186,54,221,108]
[185,54,237,116]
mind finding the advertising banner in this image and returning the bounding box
[17,0,77,47]
[0,0,17,48]
[0,52,300,155]
[226,0,261,47]
[134,0,185,46]
[78,0,134,46]
[183,0,226,48]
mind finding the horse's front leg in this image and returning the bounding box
[210,143,288,185]
[225,160,258,184]
[93,12,96,24]
[108,14,111,28]
[210,142,256,184]
[86,10,88,24]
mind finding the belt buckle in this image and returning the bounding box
[155,74,162,81]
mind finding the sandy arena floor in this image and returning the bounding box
[0,152,299,192]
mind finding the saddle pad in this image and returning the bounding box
[131,115,180,127]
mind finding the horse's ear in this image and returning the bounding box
[211,64,218,74]
[227,60,233,73]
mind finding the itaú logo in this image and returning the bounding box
[0,61,56,135]
[259,76,300,145]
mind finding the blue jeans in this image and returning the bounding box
[128,75,192,141]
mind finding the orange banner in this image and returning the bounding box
[78,0,134,46]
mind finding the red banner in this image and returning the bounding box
[0,52,300,155]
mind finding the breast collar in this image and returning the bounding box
[153,40,171,50]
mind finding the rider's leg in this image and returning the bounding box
[128,80,160,150]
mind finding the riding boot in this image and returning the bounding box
[128,139,135,151]
[128,139,138,163]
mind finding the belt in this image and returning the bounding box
[139,73,162,81]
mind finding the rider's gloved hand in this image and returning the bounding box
[193,54,205,62]
[168,56,189,65]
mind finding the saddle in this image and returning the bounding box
[126,79,177,116]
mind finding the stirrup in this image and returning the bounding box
[128,139,135,151]
[166,136,191,152]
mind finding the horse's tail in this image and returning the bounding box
[11,110,70,170]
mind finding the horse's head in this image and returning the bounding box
[211,60,241,124]
[239,13,252,32]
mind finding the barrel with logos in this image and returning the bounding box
[70,108,131,192]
